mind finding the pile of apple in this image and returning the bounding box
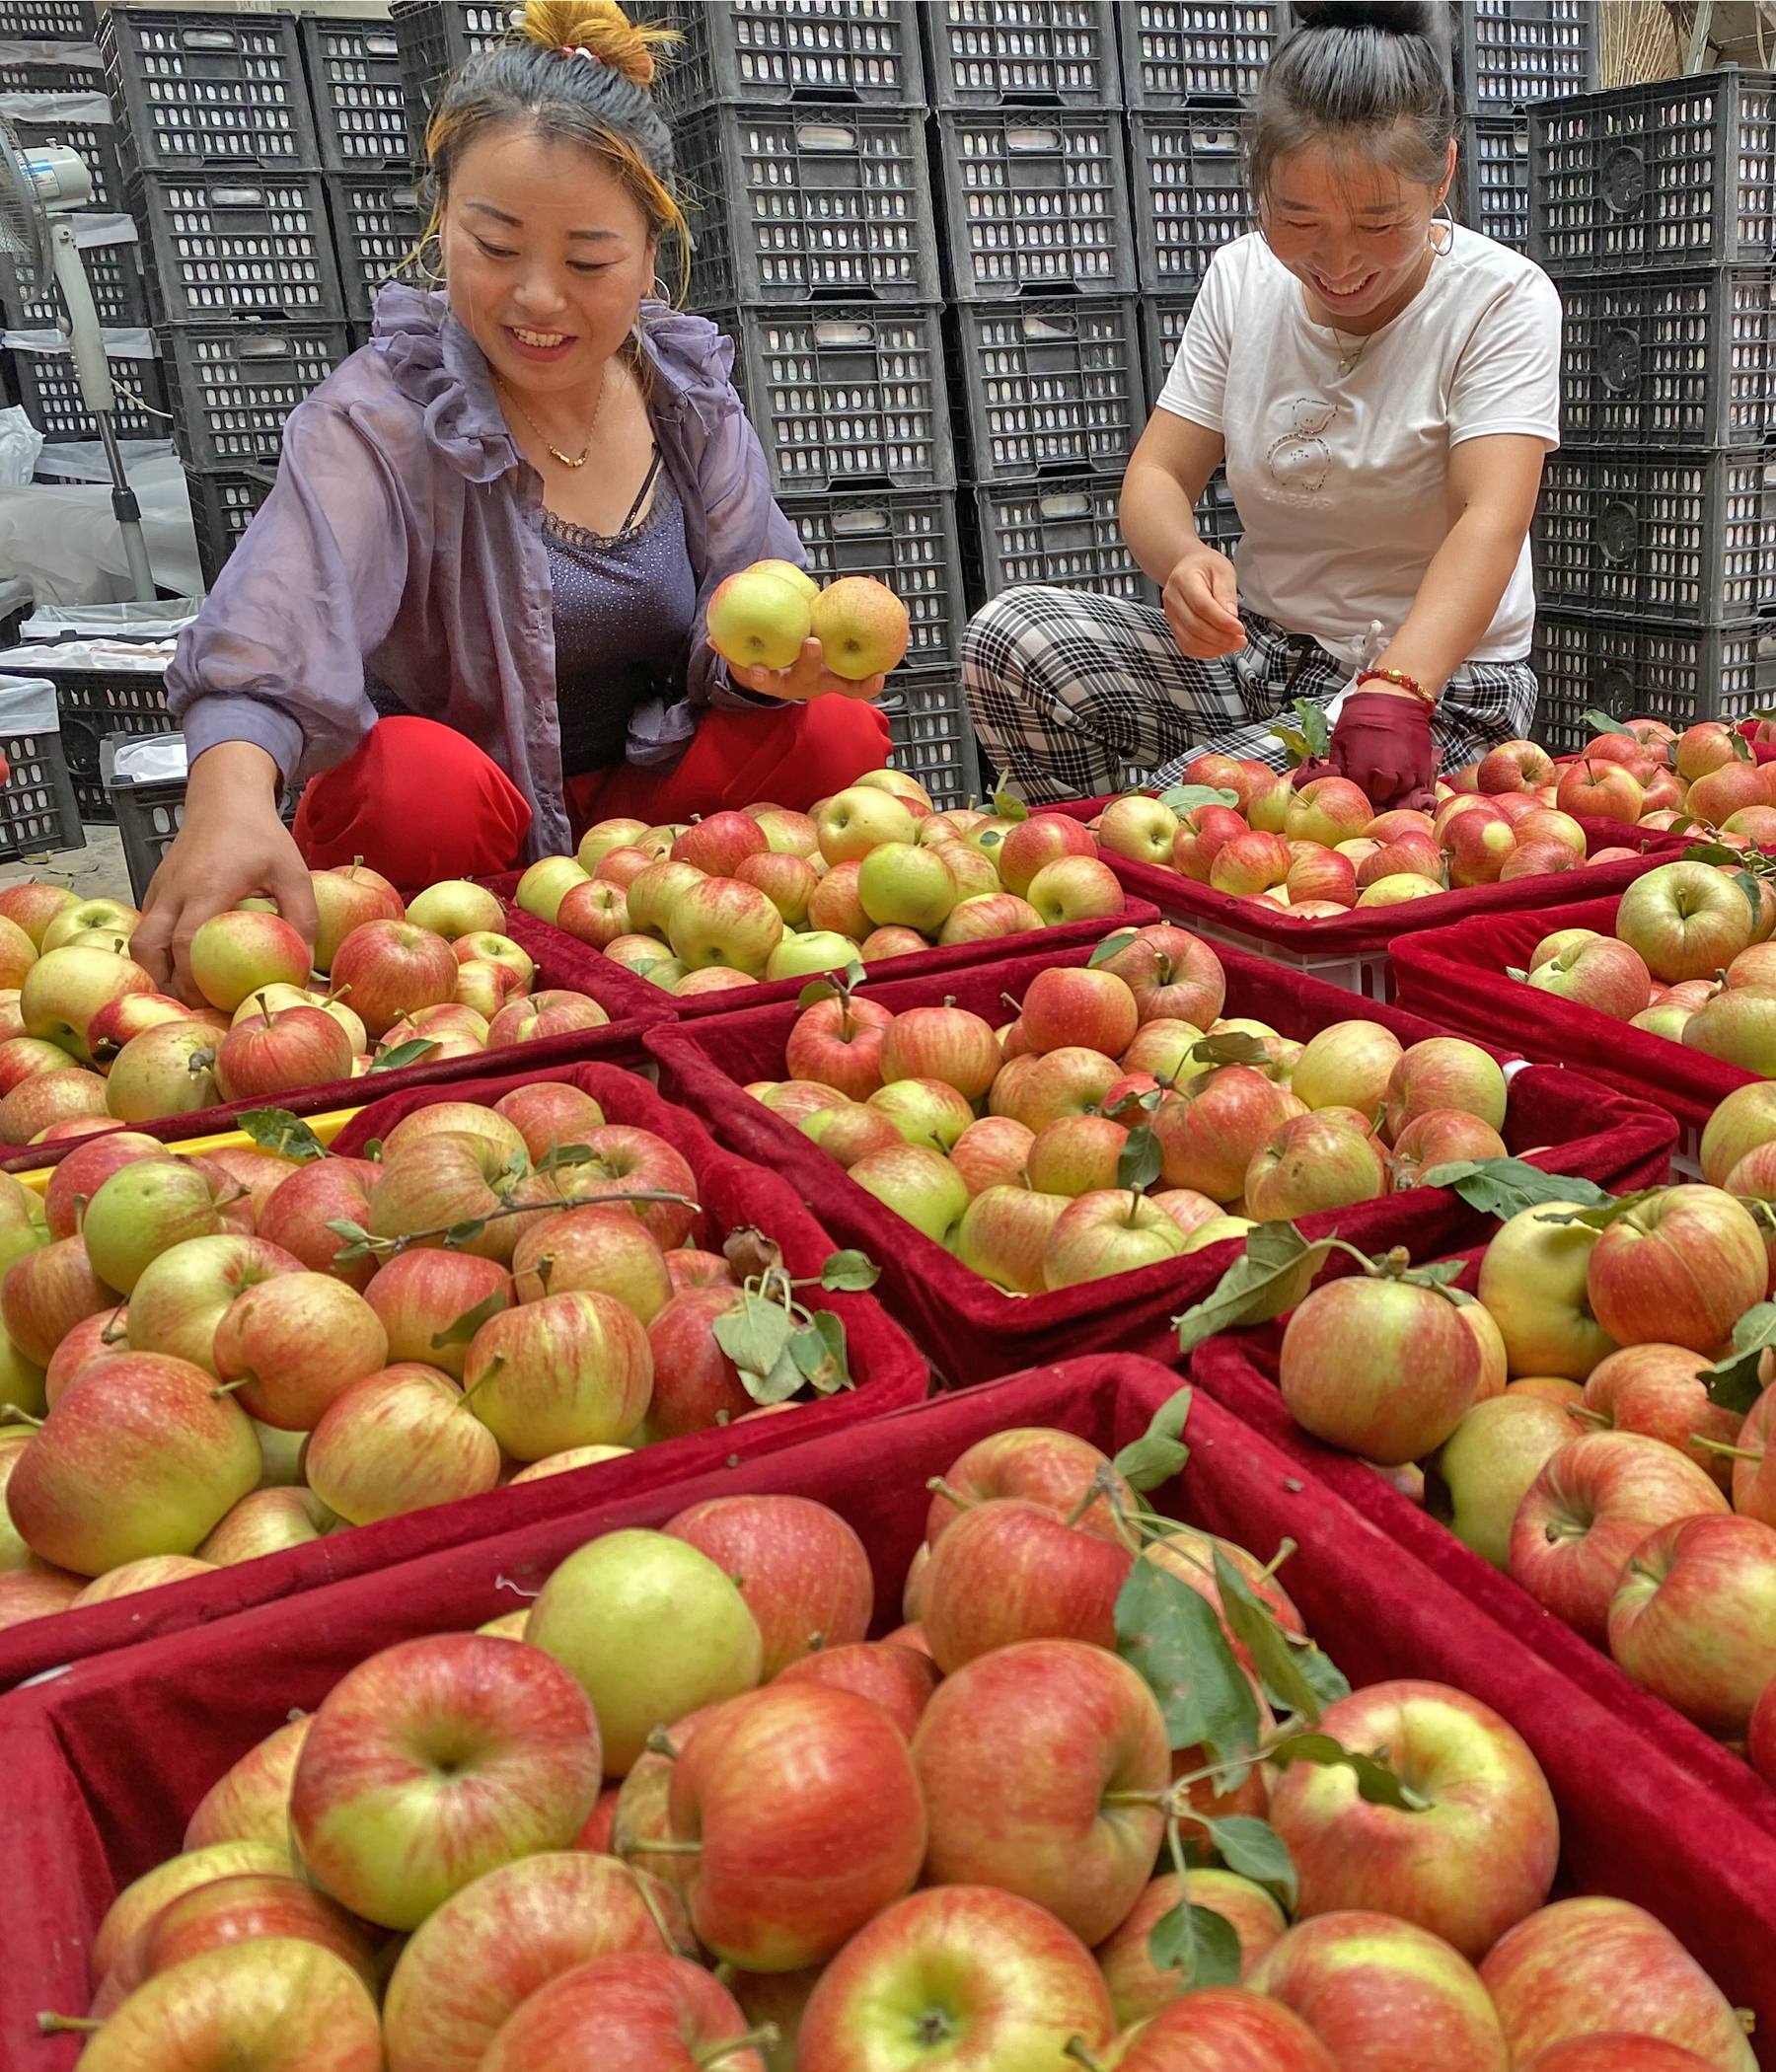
[1516,858,1776,1076]
[1205,1171,1776,1781]
[509,767,1126,996]
[0,1082,869,1632]
[0,870,613,1143]
[48,1423,1756,2070]
[746,922,1515,1294]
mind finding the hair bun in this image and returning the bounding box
[513,0,675,86]
[1291,1,1442,35]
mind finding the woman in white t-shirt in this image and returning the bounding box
[963,0,1561,812]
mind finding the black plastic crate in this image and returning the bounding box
[1557,266,1776,450]
[934,109,1134,300]
[1533,609,1776,752]
[677,104,938,306]
[325,167,422,326]
[1530,70,1776,275]
[24,657,173,821]
[0,90,123,209]
[969,473,1153,603]
[0,721,80,857]
[716,302,951,492]
[300,17,410,173]
[1458,113,1529,253]
[781,486,965,670]
[630,0,920,116]
[1129,109,1246,295]
[1534,448,1776,625]
[0,223,147,329]
[186,462,276,586]
[950,295,1140,479]
[160,322,349,472]
[107,752,183,899]
[926,0,1118,109]
[1116,2,1284,109]
[135,171,343,325]
[105,9,320,174]
[0,0,93,37]
[0,41,102,93]
[1138,289,1191,405]
[1194,465,1241,552]
[881,670,977,810]
[1457,0,1597,113]
[388,0,506,143]
[7,334,167,440]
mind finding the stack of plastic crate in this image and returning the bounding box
[1528,69,1776,752]
[1452,1,1598,253]
[0,0,163,445]
[101,6,357,585]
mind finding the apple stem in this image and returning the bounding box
[1565,1406,1610,1427]
[623,1838,703,1856]
[695,2026,780,2067]
[1693,1438,1763,1462]
[36,2015,102,2035]
[925,1475,975,1512]
[1064,2042,1110,2072]
[1257,1538,1296,1583]
[209,1377,253,1398]
[645,1725,682,1760]
[1102,1788,1165,1807]
[0,1402,42,1428]
[626,1863,683,1953]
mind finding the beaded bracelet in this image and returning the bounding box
[1357,667,1437,709]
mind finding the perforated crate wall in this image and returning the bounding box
[950,296,1140,480]
[1456,0,1597,112]
[1138,290,1192,405]
[926,0,1118,109]
[0,43,101,93]
[934,110,1134,300]
[782,487,965,670]
[388,0,504,140]
[881,672,978,811]
[969,475,1154,603]
[1458,114,1529,253]
[1116,2,1284,109]
[717,302,949,493]
[186,463,276,586]
[136,172,343,325]
[0,95,123,210]
[104,9,320,174]
[110,771,183,899]
[161,323,351,472]
[1130,110,1247,294]
[0,725,80,856]
[629,0,920,117]
[677,104,938,307]
[1529,70,1776,274]
[1534,449,1776,625]
[325,169,422,326]
[299,18,410,173]
[0,0,93,37]
[0,229,146,330]
[1194,467,1241,553]
[1532,610,1776,752]
[1557,266,1776,450]
[34,666,174,821]
[8,338,166,440]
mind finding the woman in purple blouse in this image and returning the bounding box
[133,0,891,997]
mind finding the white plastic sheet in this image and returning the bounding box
[0,407,42,488]
[0,674,60,732]
[0,450,199,602]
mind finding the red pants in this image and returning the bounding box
[293,701,892,886]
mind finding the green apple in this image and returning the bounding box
[814,787,918,865]
[856,842,956,933]
[706,567,813,671]
[525,1528,763,1774]
[406,879,505,939]
[1476,1202,1615,1380]
[750,557,819,602]
[515,855,591,925]
[1430,1395,1584,1570]
[765,929,859,982]
[847,1143,968,1243]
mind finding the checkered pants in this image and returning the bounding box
[962,587,1537,805]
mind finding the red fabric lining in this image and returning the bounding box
[2,1355,1770,2067]
[646,937,1677,1388]
[1388,895,1746,1141]
[0,1062,928,1694]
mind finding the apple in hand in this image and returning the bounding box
[708,565,814,670]
[311,861,405,970]
[187,910,313,1013]
[809,574,910,679]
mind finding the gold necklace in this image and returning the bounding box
[1333,329,1373,378]
[494,368,608,470]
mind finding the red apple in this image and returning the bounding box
[1606,1513,1776,1734]
[879,1003,1001,1100]
[995,811,1098,897]
[920,1497,1133,1670]
[3,1231,116,1369]
[774,1642,940,1740]
[1245,1109,1386,1221]
[1478,739,1556,792]
[1519,2043,1717,2071]
[1108,1987,1338,2071]
[1210,829,1293,898]
[785,995,893,1100]
[330,920,459,1038]
[1172,802,1249,882]
[187,909,313,1013]
[1382,1037,1507,1140]
[666,1494,872,1678]
[477,1952,769,2072]
[1095,1872,1287,2023]
[312,861,405,970]
[1279,1275,1480,1464]
[1616,862,1756,985]
[1580,1343,1742,1488]
[1154,1067,1302,1201]
[926,1426,1135,1546]
[1287,777,1375,847]
[1526,936,1654,1021]
[1586,1185,1766,1354]
[1556,759,1645,825]
[1389,1109,1509,1187]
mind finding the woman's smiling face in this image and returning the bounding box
[438,123,656,392]
[1260,134,1454,329]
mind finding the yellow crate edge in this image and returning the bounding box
[14,1107,363,1197]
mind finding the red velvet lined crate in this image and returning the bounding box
[1043,796,1688,1002]
[0,904,667,1177]
[1389,892,1749,1181]
[0,1061,928,1695]
[4,1352,1772,2067]
[483,862,1163,1023]
[647,936,1677,1388]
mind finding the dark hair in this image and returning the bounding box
[421,0,689,291]
[1250,1,1456,198]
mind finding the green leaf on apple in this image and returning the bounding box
[234,1109,333,1162]
[533,1143,597,1175]
[370,1038,439,1073]
[444,1218,489,1248]
[713,1295,795,1383]
[1172,1223,1335,1355]
[1147,1896,1243,1996]
[1679,838,1736,865]
[819,1249,880,1292]
[787,1309,851,1395]
[749,1337,811,1406]
[325,1216,375,1264]
[1704,1299,1776,1414]
[1213,1549,1323,1725]
[429,1287,509,1351]
[1530,1187,1659,1231]
[1158,784,1241,815]
[798,977,842,1009]
[1196,1814,1298,1911]
[1505,966,1528,983]
[1113,1384,1192,1493]
[1584,708,1637,738]
[1732,729,1754,762]
[1188,1031,1272,1069]
[1116,1557,1264,1765]
[1088,927,1140,970]
[1290,1643,1353,1712]
[977,828,1003,849]
[1118,1124,1164,1194]
[1267,1732,1419,1810]
[1417,1159,1611,1221]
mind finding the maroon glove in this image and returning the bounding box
[1325,690,1439,811]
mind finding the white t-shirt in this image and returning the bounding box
[1156,225,1562,672]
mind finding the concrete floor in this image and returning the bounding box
[0,822,134,904]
